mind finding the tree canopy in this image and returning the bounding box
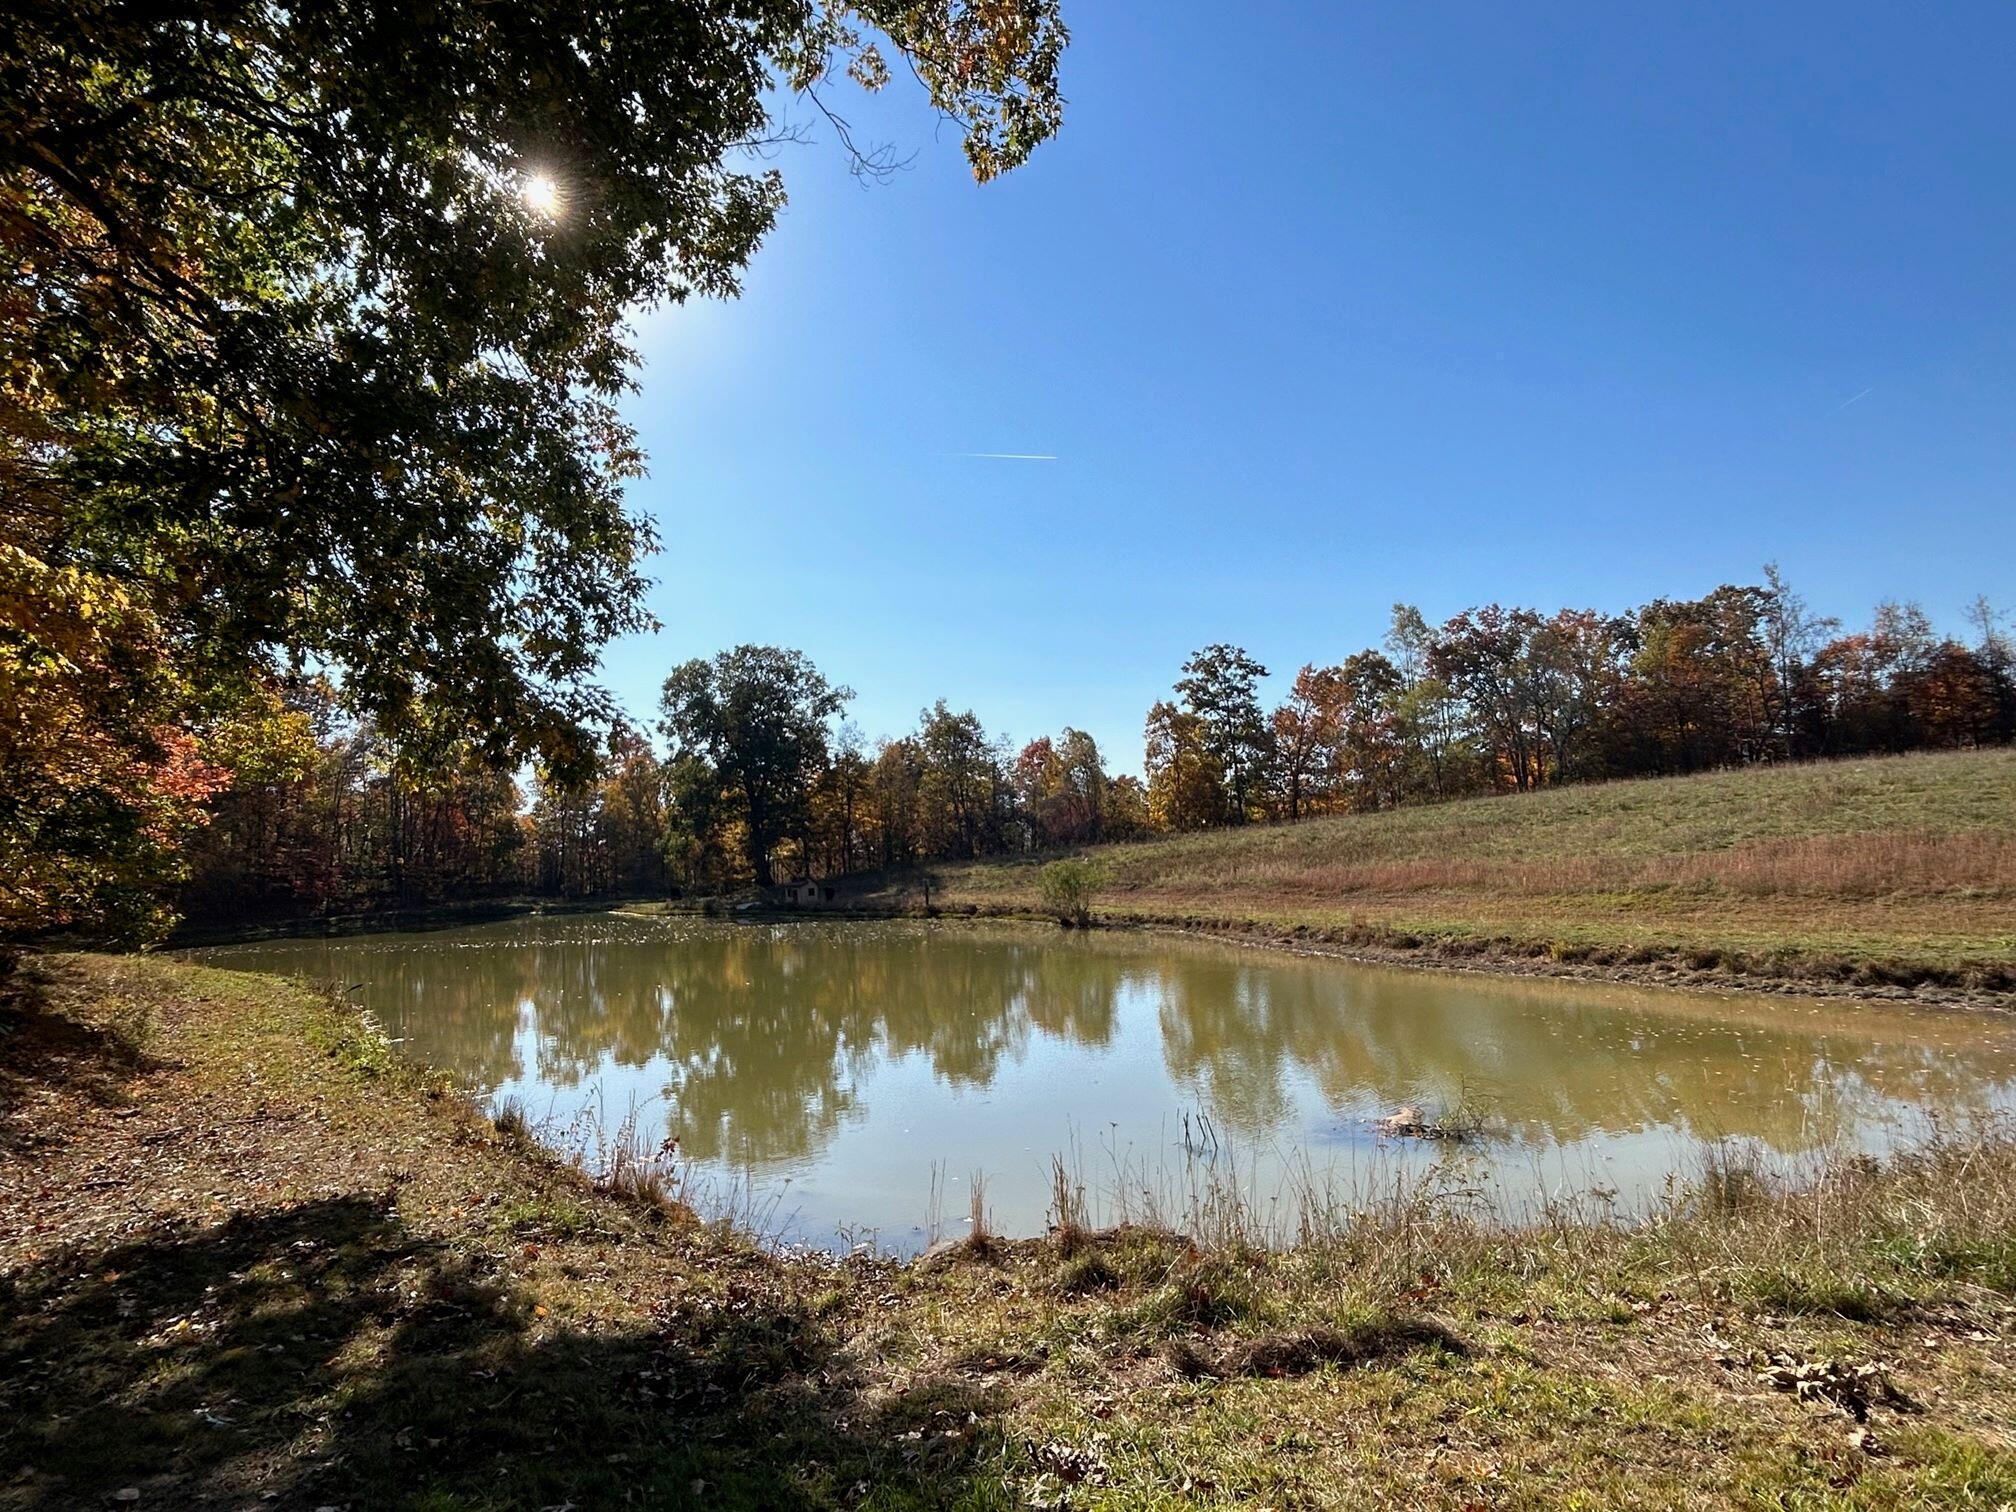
[0,0,1065,935]
[661,645,851,886]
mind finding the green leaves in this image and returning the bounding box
[661,646,852,885]
[1,0,1066,934]
[3,0,1065,764]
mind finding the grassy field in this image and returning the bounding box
[855,749,2016,998]
[6,953,2016,1508]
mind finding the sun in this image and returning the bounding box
[520,171,563,220]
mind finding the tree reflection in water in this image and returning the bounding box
[197,917,2016,1241]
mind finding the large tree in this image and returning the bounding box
[659,646,849,886]
[1431,605,1546,791]
[1,0,1065,931]
[915,701,1004,859]
[1173,643,1270,822]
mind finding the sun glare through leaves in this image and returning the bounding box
[520,170,564,219]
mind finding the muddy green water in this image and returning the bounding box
[192,915,2016,1252]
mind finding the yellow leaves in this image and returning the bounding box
[0,543,149,665]
[847,43,891,91]
[1,544,218,939]
[201,686,316,786]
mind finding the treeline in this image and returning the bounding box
[180,571,2013,921]
[180,655,1150,922]
[1144,571,2014,828]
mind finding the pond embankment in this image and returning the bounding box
[835,750,2016,1011]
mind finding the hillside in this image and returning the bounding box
[858,749,2016,996]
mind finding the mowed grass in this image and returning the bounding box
[6,953,2016,1508]
[873,749,2016,992]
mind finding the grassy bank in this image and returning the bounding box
[849,749,2016,1001]
[5,954,2016,1507]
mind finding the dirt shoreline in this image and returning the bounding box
[1115,915,2016,1014]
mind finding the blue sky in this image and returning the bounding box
[599,1,2016,774]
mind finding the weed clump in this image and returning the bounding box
[1125,1254,1261,1334]
[1051,1249,1121,1295]
[1695,1140,1774,1216]
[492,1095,532,1143]
[307,988,395,1079]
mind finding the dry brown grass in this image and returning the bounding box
[1657,829,2016,897]
[1173,829,2016,900]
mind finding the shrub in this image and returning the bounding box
[1038,859,1106,926]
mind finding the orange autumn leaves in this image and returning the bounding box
[0,544,302,939]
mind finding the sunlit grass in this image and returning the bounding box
[874,749,2016,987]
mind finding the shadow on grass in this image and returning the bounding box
[0,962,163,1156]
[0,1196,1005,1509]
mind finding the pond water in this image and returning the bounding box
[192,915,2016,1252]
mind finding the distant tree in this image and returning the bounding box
[1016,728,1110,846]
[1623,588,1773,772]
[1386,604,1471,801]
[531,720,669,897]
[1432,606,1547,790]
[915,702,1005,858]
[1014,736,1066,845]
[530,778,602,898]
[1144,700,1226,831]
[1873,603,1941,694]
[1270,665,1344,821]
[868,737,926,867]
[1527,609,1627,785]
[180,678,349,923]
[1336,650,1405,809]
[378,758,527,903]
[595,723,672,895]
[1759,564,1837,759]
[1384,604,1434,686]
[1965,596,2016,743]
[664,752,735,892]
[1104,774,1151,840]
[1809,632,1892,754]
[1054,728,1111,844]
[1174,644,1271,821]
[809,724,873,876]
[1901,643,2000,749]
[659,647,849,886]
[1808,602,1942,755]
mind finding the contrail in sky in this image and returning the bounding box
[1837,387,1873,410]
[951,451,1057,461]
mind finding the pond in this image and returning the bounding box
[192,914,2016,1252]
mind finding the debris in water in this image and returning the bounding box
[1369,1105,1483,1141]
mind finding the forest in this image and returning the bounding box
[172,571,2016,928]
